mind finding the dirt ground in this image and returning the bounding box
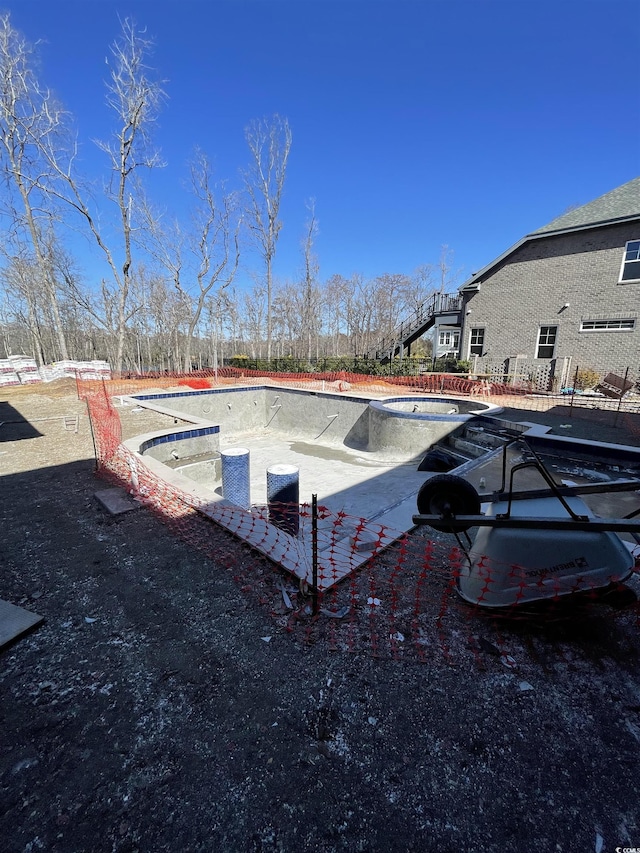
[1,380,640,853]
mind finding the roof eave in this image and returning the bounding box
[459,213,640,292]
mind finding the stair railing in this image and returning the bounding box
[366,293,462,360]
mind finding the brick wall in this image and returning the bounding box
[461,221,640,377]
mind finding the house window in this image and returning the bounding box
[438,330,460,350]
[580,319,635,331]
[536,325,557,359]
[469,327,485,356]
[619,240,640,283]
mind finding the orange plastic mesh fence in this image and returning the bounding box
[78,372,640,667]
[82,365,640,440]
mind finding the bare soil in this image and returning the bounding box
[1,381,640,852]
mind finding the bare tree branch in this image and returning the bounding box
[243,114,291,361]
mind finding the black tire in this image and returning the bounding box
[416,474,481,532]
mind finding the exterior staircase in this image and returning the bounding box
[365,292,462,363]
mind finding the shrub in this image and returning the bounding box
[574,367,601,390]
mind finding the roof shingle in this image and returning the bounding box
[531,177,640,235]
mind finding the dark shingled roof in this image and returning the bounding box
[531,177,640,235]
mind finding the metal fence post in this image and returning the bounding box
[311,494,319,615]
[569,366,579,417]
[613,367,630,428]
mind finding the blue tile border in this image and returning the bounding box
[140,424,219,454]
[132,386,267,402]
[130,385,372,406]
[130,387,498,438]
[369,396,494,421]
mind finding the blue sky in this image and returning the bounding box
[3,0,639,292]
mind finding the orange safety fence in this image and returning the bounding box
[78,372,640,668]
[93,364,640,441]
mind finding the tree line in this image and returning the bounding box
[0,14,457,374]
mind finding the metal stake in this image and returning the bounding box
[613,366,630,428]
[569,365,579,417]
[311,494,319,615]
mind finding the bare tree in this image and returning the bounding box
[370,273,412,342]
[222,286,243,359]
[35,18,166,373]
[0,251,46,364]
[242,282,266,359]
[204,287,234,372]
[139,274,187,371]
[323,274,351,356]
[301,199,320,362]
[0,13,71,361]
[271,281,300,357]
[320,273,370,356]
[141,150,240,371]
[436,244,461,294]
[243,114,292,361]
[406,263,436,311]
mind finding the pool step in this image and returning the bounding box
[417,445,468,472]
[420,422,513,472]
[165,450,220,470]
[464,426,511,450]
[451,436,490,458]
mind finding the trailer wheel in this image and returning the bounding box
[416,474,481,532]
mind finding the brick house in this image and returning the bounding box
[458,177,640,388]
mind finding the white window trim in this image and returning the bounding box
[618,239,640,284]
[536,325,557,359]
[468,327,485,358]
[580,319,636,332]
[438,330,460,348]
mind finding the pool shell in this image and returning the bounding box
[117,385,501,588]
[126,385,502,466]
[118,384,640,593]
